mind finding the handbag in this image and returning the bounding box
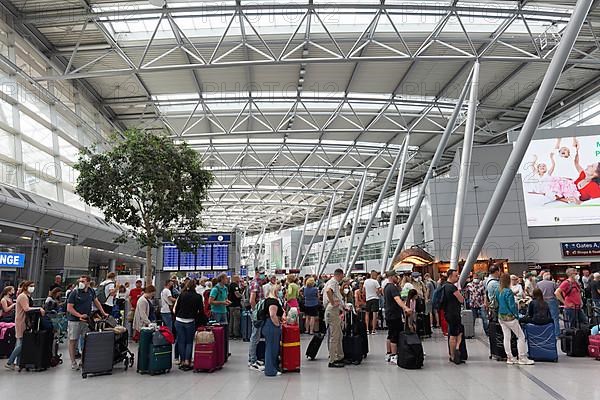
[195,330,215,344]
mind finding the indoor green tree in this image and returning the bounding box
[75,129,214,286]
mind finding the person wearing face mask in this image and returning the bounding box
[133,285,157,341]
[466,275,488,335]
[248,267,267,372]
[65,275,108,370]
[555,268,588,328]
[5,281,45,370]
[0,286,16,323]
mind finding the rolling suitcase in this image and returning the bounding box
[194,330,220,372]
[397,331,424,369]
[0,324,16,358]
[355,311,369,357]
[81,331,115,378]
[137,328,172,375]
[488,320,518,361]
[560,328,589,357]
[281,324,301,372]
[588,334,600,359]
[305,333,324,360]
[343,311,363,364]
[19,329,53,372]
[241,311,252,342]
[416,314,432,338]
[199,325,226,367]
[461,309,475,339]
[524,323,558,362]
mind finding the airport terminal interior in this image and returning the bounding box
[0,0,600,399]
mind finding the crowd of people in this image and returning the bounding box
[1,265,598,374]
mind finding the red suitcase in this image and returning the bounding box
[281,324,301,372]
[588,335,600,359]
[194,342,220,372]
[197,326,225,367]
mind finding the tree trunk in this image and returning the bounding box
[145,246,153,287]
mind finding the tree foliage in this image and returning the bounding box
[75,129,214,284]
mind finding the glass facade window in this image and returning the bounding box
[24,173,57,201]
[60,161,79,186]
[63,189,85,211]
[21,141,57,178]
[20,112,53,148]
[58,137,80,162]
[56,113,78,140]
[0,128,14,158]
[0,160,17,186]
[0,97,12,126]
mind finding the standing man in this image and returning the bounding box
[66,275,108,370]
[443,269,465,365]
[537,272,560,336]
[97,272,117,315]
[160,280,176,332]
[363,270,381,335]
[484,265,501,321]
[209,273,231,325]
[324,268,346,368]
[466,275,488,335]
[555,268,587,329]
[128,279,144,310]
[383,270,412,364]
[48,275,63,295]
[229,275,243,339]
[248,267,266,371]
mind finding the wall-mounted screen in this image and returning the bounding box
[212,244,229,270]
[161,234,230,271]
[163,244,179,271]
[518,134,600,226]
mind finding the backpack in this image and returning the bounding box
[96,281,110,304]
[252,298,266,321]
[431,284,445,310]
[485,278,499,311]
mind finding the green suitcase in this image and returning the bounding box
[137,328,172,375]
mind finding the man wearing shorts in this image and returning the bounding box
[363,270,381,334]
[384,270,411,363]
[443,269,465,364]
[66,275,107,370]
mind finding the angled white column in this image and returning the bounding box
[343,170,368,275]
[347,140,407,276]
[298,195,336,272]
[294,211,311,269]
[315,192,337,275]
[389,65,474,268]
[450,60,480,271]
[319,173,366,276]
[459,0,593,287]
[380,134,411,274]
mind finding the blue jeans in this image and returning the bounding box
[547,299,561,336]
[7,338,22,365]
[248,316,263,363]
[161,313,173,332]
[175,320,195,362]
[471,307,489,334]
[564,307,587,329]
[212,312,228,325]
[262,319,281,377]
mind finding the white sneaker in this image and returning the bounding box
[506,357,517,365]
[256,360,265,366]
[4,363,15,371]
[518,357,535,365]
[71,362,80,370]
[276,372,282,376]
[385,353,392,362]
[389,355,398,364]
[249,362,262,371]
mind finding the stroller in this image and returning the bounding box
[49,312,68,344]
[89,313,134,370]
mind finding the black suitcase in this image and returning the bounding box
[560,328,589,357]
[343,335,363,364]
[81,331,115,378]
[19,329,53,371]
[352,311,369,357]
[488,320,518,361]
[416,313,432,338]
[397,331,424,369]
[305,333,324,360]
[0,325,16,358]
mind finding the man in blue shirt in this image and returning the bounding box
[66,275,107,370]
[485,265,501,320]
[209,273,231,324]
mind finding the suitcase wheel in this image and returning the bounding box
[82,373,87,379]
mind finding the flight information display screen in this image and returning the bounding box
[196,245,212,271]
[163,244,179,271]
[212,244,229,270]
[161,235,230,271]
[179,251,197,271]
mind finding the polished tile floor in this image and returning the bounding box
[1,322,597,400]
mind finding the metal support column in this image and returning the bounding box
[459,0,593,287]
[253,225,266,271]
[294,211,311,269]
[109,259,117,273]
[298,195,336,273]
[450,61,480,271]
[315,192,336,276]
[347,142,407,276]
[380,135,411,274]
[343,170,368,275]
[389,66,474,268]
[319,173,366,276]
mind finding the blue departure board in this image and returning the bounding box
[196,245,212,271]
[163,244,179,271]
[212,244,228,270]
[179,251,197,271]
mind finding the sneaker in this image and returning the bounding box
[249,362,262,371]
[506,357,517,365]
[276,372,282,376]
[389,355,398,364]
[4,363,14,371]
[328,362,345,368]
[71,362,80,370]
[256,360,265,366]
[518,357,535,365]
[385,353,392,362]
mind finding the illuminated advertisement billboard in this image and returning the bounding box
[518,133,600,226]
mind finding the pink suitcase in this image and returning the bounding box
[196,326,225,368]
[193,342,220,372]
[588,335,600,359]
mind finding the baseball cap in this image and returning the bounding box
[411,271,421,278]
[385,270,397,277]
[257,266,266,274]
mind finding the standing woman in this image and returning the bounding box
[302,278,320,335]
[497,273,534,365]
[132,285,156,342]
[173,279,206,371]
[285,274,300,311]
[262,283,284,377]
[354,280,366,311]
[0,286,16,322]
[5,281,44,370]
